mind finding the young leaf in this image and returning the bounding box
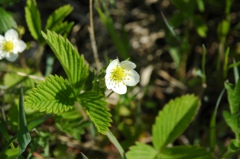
[50,21,74,37]
[0,7,17,34]
[126,142,158,159]
[225,80,240,114]
[152,94,200,150]
[25,0,43,42]
[42,30,89,94]
[78,91,112,134]
[45,4,73,30]
[160,146,213,159]
[18,87,31,156]
[25,75,76,114]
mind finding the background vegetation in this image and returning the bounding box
[1,0,240,158]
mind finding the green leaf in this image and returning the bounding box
[25,75,76,114]
[223,110,240,134]
[51,21,74,37]
[18,87,31,156]
[45,4,73,30]
[225,80,240,114]
[79,91,112,134]
[160,146,214,159]
[55,110,90,140]
[2,147,19,159]
[0,121,15,149]
[0,7,17,34]
[227,139,240,153]
[152,94,200,150]
[42,30,89,94]
[126,142,158,159]
[25,0,43,42]
[27,115,52,131]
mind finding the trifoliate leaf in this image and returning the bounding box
[45,4,73,30]
[25,0,43,42]
[25,75,76,114]
[42,30,89,94]
[78,91,112,134]
[152,94,200,150]
[126,142,158,159]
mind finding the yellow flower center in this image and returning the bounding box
[110,66,127,82]
[3,41,14,52]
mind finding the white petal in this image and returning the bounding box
[11,40,19,54]
[5,29,18,40]
[112,82,127,94]
[0,35,5,42]
[0,36,5,50]
[6,53,18,62]
[0,52,5,59]
[106,59,119,73]
[124,70,140,86]
[16,40,26,52]
[120,60,136,69]
[105,73,112,89]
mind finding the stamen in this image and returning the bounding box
[110,66,127,82]
[3,41,14,52]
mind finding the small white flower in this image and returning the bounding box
[0,29,26,61]
[105,59,140,94]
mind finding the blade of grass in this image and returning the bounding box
[209,88,225,150]
[18,86,31,156]
[107,131,125,159]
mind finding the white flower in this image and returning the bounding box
[105,59,140,94]
[0,29,26,61]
